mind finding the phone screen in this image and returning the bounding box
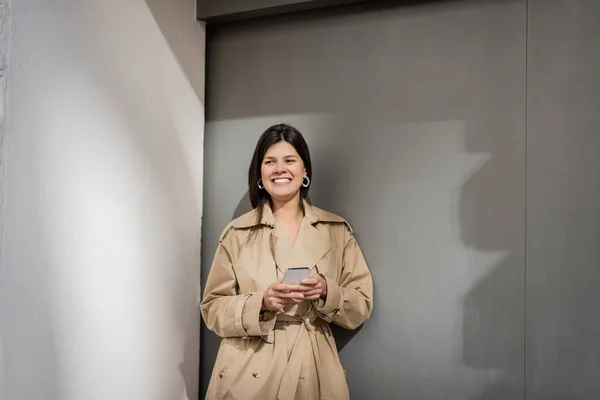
[283,267,310,285]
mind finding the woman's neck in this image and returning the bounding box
[271,197,303,223]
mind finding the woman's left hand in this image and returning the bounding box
[298,273,328,300]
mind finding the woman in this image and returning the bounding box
[201,123,373,400]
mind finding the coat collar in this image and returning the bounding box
[231,200,351,232]
[224,200,352,271]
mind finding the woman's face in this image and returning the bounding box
[261,141,306,204]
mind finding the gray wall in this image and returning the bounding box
[526,1,600,399]
[0,0,8,378]
[202,0,599,399]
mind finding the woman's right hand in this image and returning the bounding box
[262,280,305,311]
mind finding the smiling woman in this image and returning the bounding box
[260,141,306,203]
[249,124,312,228]
[200,123,374,400]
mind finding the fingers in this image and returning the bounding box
[266,297,297,310]
[265,297,302,310]
[274,283,305,292]
[302,273,323,283]
[277,291,305,300]
[294,283,322,293]
[300,289,322,298]
[299,278,319,286]
[265,276,325,308]
[269,284,302,296]
[272,275,321,291]
[280,287,323,300]
[291,278,323,293]
[267,288,304,302]
[277,282,319,293]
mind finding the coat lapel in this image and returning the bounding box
[269,228,286,275]
[303,223,332,271]
[230,200,348,274]
[303,202,333,270]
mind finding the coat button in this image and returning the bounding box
[252,370,262,378]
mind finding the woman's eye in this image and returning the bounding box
[264,160,273,165]
[286,159,296,164]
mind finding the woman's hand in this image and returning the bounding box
[298,273,328,300]
[262,280,306,311]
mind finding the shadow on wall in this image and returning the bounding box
[459,119,525,399]
[145,0,206,102]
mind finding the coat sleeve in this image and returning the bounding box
[314,228,374,330]
[200,230,276,340]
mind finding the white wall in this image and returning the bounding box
[0,0,205,399]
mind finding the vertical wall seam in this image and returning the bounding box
[0,0,10,382]
[524,0,529,399]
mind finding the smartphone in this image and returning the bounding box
[282,267,310,285]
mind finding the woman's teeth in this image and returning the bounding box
[273,179,290,184]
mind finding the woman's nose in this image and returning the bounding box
[274,161,285,172]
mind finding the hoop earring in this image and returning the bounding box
[257,179,264,190]
[302,176,310,188]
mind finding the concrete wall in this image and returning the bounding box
[0,0,8,385]
[202,1,526,398]
[202,0,600,398]
[0,1,205,399]
[526,1,600,398]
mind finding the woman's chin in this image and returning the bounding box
[269,189,301,203]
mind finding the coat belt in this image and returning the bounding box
[275,314,329,400]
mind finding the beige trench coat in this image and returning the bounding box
[200,202,373,400]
